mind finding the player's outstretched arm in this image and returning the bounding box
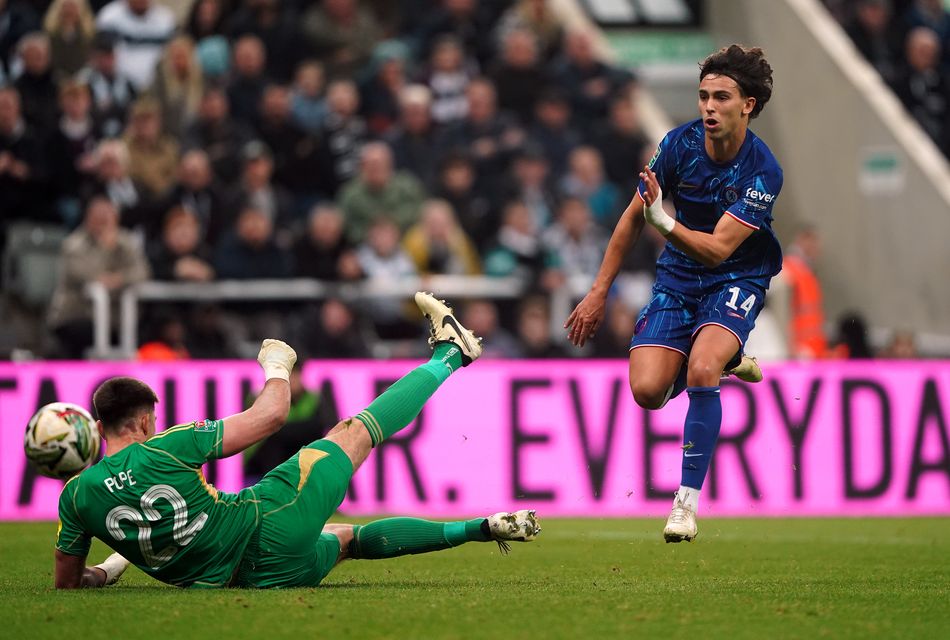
[640,166,754,268]
[565,194,646,347]
[55,550,129,589]
[220,339,296,457]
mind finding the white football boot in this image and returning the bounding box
[414,291,483,366]
[724,354,763,383]
[663,496,698,543]
[488,510,541,554]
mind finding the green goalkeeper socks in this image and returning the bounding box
[349,517,490,559]
[356,342,464,446]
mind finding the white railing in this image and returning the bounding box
[88,276,590,359]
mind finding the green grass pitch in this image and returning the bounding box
[2,518,948,639]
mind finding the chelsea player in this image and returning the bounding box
[565,45,782,542]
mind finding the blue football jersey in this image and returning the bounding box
[636,119,784,297]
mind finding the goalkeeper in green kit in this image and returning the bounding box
[55,293,540,589]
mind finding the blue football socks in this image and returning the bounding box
[680,386,722,490]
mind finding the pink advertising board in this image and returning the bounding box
[1,361,949,520]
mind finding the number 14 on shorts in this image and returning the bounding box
[725,286,756,317]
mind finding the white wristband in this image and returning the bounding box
[644,186,676,236]
[94,552,129,586]
[262,362,291,382]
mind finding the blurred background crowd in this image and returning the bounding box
[0,0,942,363]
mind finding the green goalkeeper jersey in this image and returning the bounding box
[56,419,260,588]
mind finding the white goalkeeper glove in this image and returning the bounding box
[257,339,297,382]
[644,186,676,236]
[94,552,129,586]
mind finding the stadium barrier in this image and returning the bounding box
[2,360,948,520]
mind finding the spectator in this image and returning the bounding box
[294,299,371,360]
[489,27,550,124]
[185,303,237,358]
[460,298,522,358]
[516,294,566,358]
[783,225,831,359]
[0,85,50,224]
[321,78,368,195]
[355,215,419,339]
[214,206,292,280]
[526,88,581,179]
[402,198,481,276]
[437,77,524,190]
[432,151,497,251]
[560,146,622,228]
[834,312,874,358]
[13,31,59,131]
[415,0,495,67]
[77,31,137,138]
[483,200,561,290]
[147,205,215,282]
[337,141,427,243]
[292,203,362,281]
[243,358,341,480]
[589,298,638,358]
[228,140,295,234]
[552,29,635,133]
[47,80,100,227]
[47,196,151,358]
[95,0,175,91]
[185,0,230,43]
[361,39,410,136]
[183,87,254,185]
[591,92,648,194]
[386,84,438,187]
[880,330,920,358]
[1,0,39,80]
[227,34,269,126]
[80,138,146,226]
[149,34,204,139]
[301,0,381,80]
[891,27,949,153]
[495,0,565,62]
[153,149,229,244]
[122,98,179,199]
[421,34,476,126]
[258,82,332,206]
[42,0,96,79]
[541,197,608,279]
[900,0,950,68]
[227,0,304,82]
[289,59,327,135]
[137,313,189,360]
[499,145,559,231]
[844,0,902,82]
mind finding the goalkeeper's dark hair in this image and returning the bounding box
[699,45,773,119]
[93,377,159,434]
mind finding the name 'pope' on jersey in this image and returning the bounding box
[637,119,784,296]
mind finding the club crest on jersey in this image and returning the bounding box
[723,186,739,204]
[194,419,217,432]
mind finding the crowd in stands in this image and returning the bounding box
[0,0,662,361]
[828,0,950,155]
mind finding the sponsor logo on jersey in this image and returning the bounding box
[744,188,775,203]
[647,144,661,169]
[634,315,648,335]
[194,419,217,432]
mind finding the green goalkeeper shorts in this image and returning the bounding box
[235,439,354,588]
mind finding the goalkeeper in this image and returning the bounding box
[55,293,539,589]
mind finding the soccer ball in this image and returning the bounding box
[24,402,101,479]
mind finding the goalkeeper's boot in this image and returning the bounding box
[488,510,541,554]
[724,354,763,383]
[414,291,483,366]
[663,496,698,543]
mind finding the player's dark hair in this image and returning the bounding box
[699,45,773,119]
[93,377,158,434]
